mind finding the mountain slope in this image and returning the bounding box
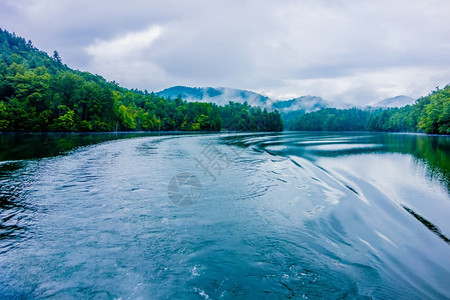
[157,86,335,130]
[272,96,330,112]
[372,95,416,108]
[157,86,332,113]
[157,86,270,107]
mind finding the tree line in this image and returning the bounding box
[290,85,449,134]
[0,28,283,132]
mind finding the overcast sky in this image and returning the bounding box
[1,0,449,104]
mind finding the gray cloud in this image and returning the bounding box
[1,0,449,104]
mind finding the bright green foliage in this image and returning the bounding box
[366,86,450,134]
[0,28,283,132]
[417,87,450,134]
[117,105,136,130]
[51,107,76,132]
[0,101,9,130]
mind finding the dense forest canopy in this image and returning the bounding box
[290,86,450,134]
[0,28,283,132]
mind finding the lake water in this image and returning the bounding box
[0,132,449,299]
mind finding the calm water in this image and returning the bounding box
[0,132,449,299]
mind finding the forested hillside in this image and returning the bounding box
[290,86,450,134]
[0,29,282,132]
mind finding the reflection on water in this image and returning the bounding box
[0,160,38,254]
[225,132,450,243]
[224,132,450,188]
[0,132,449,298]
[0,132,207,161]
[403,205,449,243]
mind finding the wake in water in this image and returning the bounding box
[221,132,450,297]
[0,132,449,298]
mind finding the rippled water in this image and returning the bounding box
[0,132,449,298]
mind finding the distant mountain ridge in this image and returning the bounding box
[157,86,270,107]
[157,86,332,114]
[272,96,330,112]
[157,86,418,111]
[372,95,416,108]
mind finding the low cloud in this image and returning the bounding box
[85,25,164,60]
[1,0,449,104]
[83,26,168,89]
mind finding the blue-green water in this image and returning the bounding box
[0,132,449,298]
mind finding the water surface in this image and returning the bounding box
[0,132,449,298]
